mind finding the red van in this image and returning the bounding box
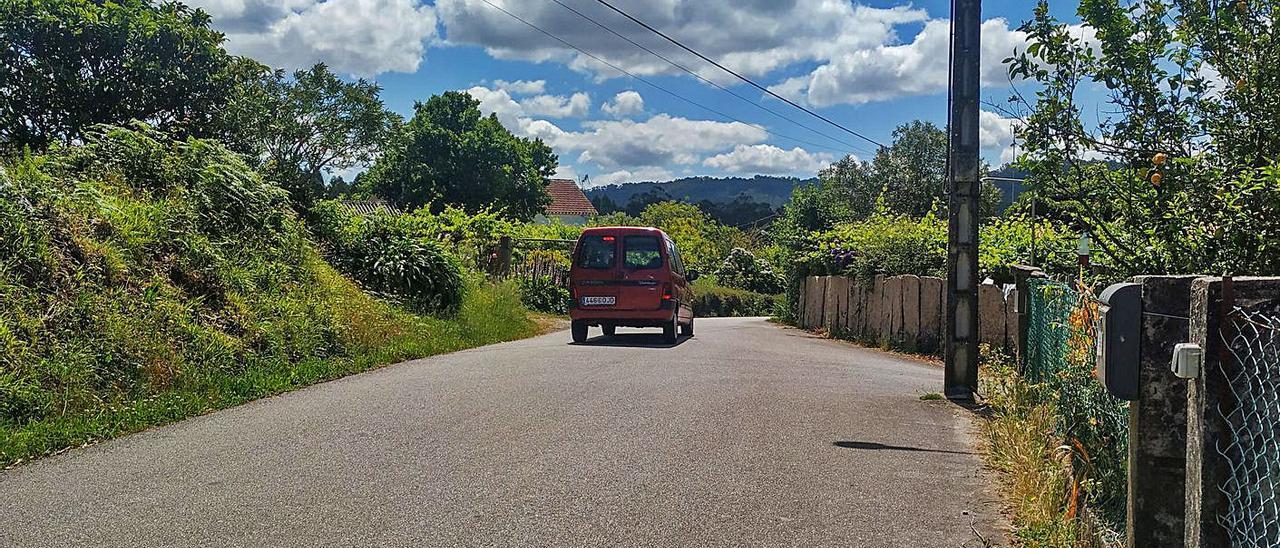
[568,227,698,344]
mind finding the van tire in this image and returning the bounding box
[572,321,588,343]
[662,316,678,344]
[680,319,693,337]
[602,324,616,337]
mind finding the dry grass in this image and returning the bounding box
[979,353,1106,547]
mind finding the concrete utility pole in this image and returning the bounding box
[944,0,981,400]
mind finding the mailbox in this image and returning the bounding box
[1096,283,1142,401]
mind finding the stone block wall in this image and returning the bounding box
[798,275,1019,355]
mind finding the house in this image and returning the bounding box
[535,179,597,225]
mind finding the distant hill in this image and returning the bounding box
[585,175,817,210]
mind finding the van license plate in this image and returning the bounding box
[581,296,615,306]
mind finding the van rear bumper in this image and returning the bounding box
[570,308,675,327]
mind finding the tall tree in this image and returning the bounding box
[363,91,557,221]
[0,0,234,150]
[227,63,399,206]
[872,121,950,217]
[793,121,1002,226]
[1009,0,1280,276]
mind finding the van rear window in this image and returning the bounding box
[624,236,663,269]
[576,235,616,269]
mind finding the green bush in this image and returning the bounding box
[311,201,466,314]
[804,212,948,278]
[798,211,1078,282]
[978,215,1078,282]
[715,247,784,294]
[517,275,570,314]
[692,279,781,318]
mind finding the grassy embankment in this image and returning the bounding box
[0,127,539,467]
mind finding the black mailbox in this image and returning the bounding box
[1096,283,1142,401]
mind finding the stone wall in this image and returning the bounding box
[798,275,1019,355]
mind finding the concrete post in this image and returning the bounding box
[1185,277,1280,547]
[1126,276,1197,547]
[944,0,983,401]
[886,276,903,346]
[797,276,807,328]
[919,276,944,354]
[902,275,921,350]
[497,236,513,276]
[977,284,1005,350]
[870,275,884,344]
[1003,290,1019,354]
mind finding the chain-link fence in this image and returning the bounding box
[1217,307,1280,547]
[1022,278,1130,531]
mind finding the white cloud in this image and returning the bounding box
[519,92,591,118]
[553,164,581,182]
[493,79,546,95]
[187,0,315,33]
[979,110,1020,163]
[555,115,768,169]
[436,0,927,83]
[465,85,525,129]
[466,86,765,170]
[601,91,645,118]
[771,18,1028,107]
[776,19,1103,108]
[464,86,590,125]
[190,0,438,76]
[703,144,834,175]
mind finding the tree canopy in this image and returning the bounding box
[0,0,235,150]
[1009,0,1280,276]
[774,120,1002,238]
[224,63,399,205]
[362,91,557,221]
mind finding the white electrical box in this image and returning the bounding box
[1172,342,1203,379]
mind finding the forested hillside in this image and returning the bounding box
[586,175,815,211]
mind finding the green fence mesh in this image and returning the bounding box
[1218,308,1280,547]
[1022,278,1130,531]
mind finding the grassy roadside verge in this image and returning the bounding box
[0,273,542,468]
[978,351,1115,546]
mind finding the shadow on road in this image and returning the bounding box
[569,332,690,348]
[832,440,974,456]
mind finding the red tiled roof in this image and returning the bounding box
[544,179,598,216]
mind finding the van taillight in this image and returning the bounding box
[661,283,673,301]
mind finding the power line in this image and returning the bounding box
[591,0,886,150]
[545,0,870,156]
[731,211,781,229]
[475,0,856,156]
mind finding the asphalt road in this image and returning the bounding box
[0,317,1004,547]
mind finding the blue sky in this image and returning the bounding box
[189,0,1090,187]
